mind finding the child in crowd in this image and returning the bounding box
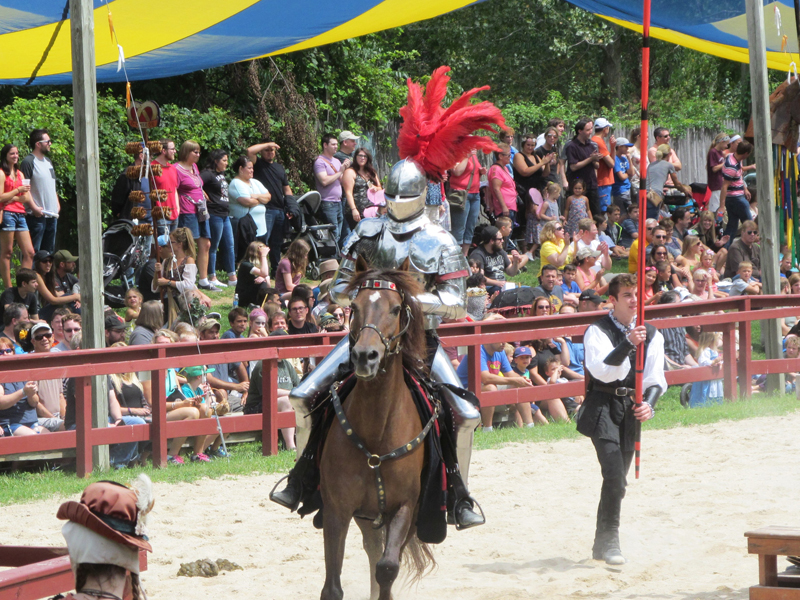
[689,332,723,407]
[468,258,482,276]
[178,365,220,462]
[642,266,663,305]
[561,264,581,294]
[729,262,762,296]
[784,335,800,394]
[510,346,548,426]
[466,272,490,321]
[541,356,578,420]
[248,308,268,338]
[611,138,634,209]
[564,179,590,239]
[655,261,675,292]
[123,288,143,323]
[699,249,722,296]
[223,307,248,339]
[606,204,623,246]
[619,203,639,248]
[536,182,562,245]
[780,253,794,279]
[496,215,529,270]
[596,214,627,258]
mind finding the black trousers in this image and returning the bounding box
[591,436,634,554]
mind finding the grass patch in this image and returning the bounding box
[0,443,296,506]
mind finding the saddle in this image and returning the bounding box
[298,370,449,544]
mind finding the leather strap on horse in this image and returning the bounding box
[329,380,439,524]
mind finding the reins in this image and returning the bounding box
[334,278,436,528]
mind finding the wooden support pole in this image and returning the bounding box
[745,0,784,394]
[262,358,279,456]
[70,0,109,468]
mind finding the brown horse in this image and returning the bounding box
[319,258,435,600]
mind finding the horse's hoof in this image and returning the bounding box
[268,475,301,511]
[453,497,485,530]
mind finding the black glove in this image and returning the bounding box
[603,338,635,366]
[643,385,661,411]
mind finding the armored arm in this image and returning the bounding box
[603,338,635,366]
[415,243,468,320]
[329,255,355,307]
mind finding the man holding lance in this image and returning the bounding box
[576,273,666,565]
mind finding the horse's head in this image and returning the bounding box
[346,257,425,380]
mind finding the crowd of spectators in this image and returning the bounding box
[0,119,794,468]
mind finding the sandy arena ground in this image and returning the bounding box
[3,412,799,599]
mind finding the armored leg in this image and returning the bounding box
[290,336,351,459]
[430,345,480,484]
[430,344,484,529]
[270,336,350,511]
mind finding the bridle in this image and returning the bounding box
[349,279,413,368]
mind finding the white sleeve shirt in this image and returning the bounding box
[584,324,667,395]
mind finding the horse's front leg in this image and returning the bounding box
[376,503,414,600]
[356,518,385,600]
[321,509,351,600]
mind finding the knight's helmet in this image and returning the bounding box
[384,158,427,222]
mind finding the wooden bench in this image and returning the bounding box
[746,527,800,599]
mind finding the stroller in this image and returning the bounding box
[103,219,151,308]
[284,191,339,280]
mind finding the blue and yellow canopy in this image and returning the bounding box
[568,0,800,71]
[0,0,795,85]
[0,0,481,85]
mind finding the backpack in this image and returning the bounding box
[488,286,536,316]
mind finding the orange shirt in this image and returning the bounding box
[592,135,614,187]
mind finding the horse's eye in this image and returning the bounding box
[391,306,401,316]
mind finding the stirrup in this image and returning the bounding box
[268,474,301,511]
[454,496,486,531]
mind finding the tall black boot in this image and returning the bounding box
[269,455,313,510]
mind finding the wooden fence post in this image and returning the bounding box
[262,358,279,456]
[75,377,93,478]
[721,322,738,400]
[738,299,753,399]
[150,360,167,468]
[467,344,482,404]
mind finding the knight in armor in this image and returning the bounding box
[576,273,666,564]
[269,66,505,530]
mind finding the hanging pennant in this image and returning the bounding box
[116,45,125,73]
[108,10,115,44]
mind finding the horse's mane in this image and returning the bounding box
[346,268,428,375]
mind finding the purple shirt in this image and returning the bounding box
[706,148,725,192]
[314,155,342,203]
[175,163,204,214]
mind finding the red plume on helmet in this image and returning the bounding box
[397,66,506,182]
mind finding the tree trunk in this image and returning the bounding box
[247,60,271,138]
[601,24,623,106]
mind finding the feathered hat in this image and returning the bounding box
[396,66,506,182]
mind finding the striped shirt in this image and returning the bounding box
[722,154,745,197]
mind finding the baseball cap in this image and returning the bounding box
[615,137,634,147]
[104,313,126,330]
[594,117,613,129]
[338,130,359,142]
[579,290,603,304]
[181,365,215,377]
[198,318,221,332]
[53,249,78,263]
[34,249,53,263]
[576,246,601,261]
[31,322,52,337]
[513,346,532,358]
[481,226,501,245]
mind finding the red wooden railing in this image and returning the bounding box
[0,295,799,476]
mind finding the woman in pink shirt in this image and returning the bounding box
[176,140,215,291]
[0,144,35,289]
[488,143,518,222]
